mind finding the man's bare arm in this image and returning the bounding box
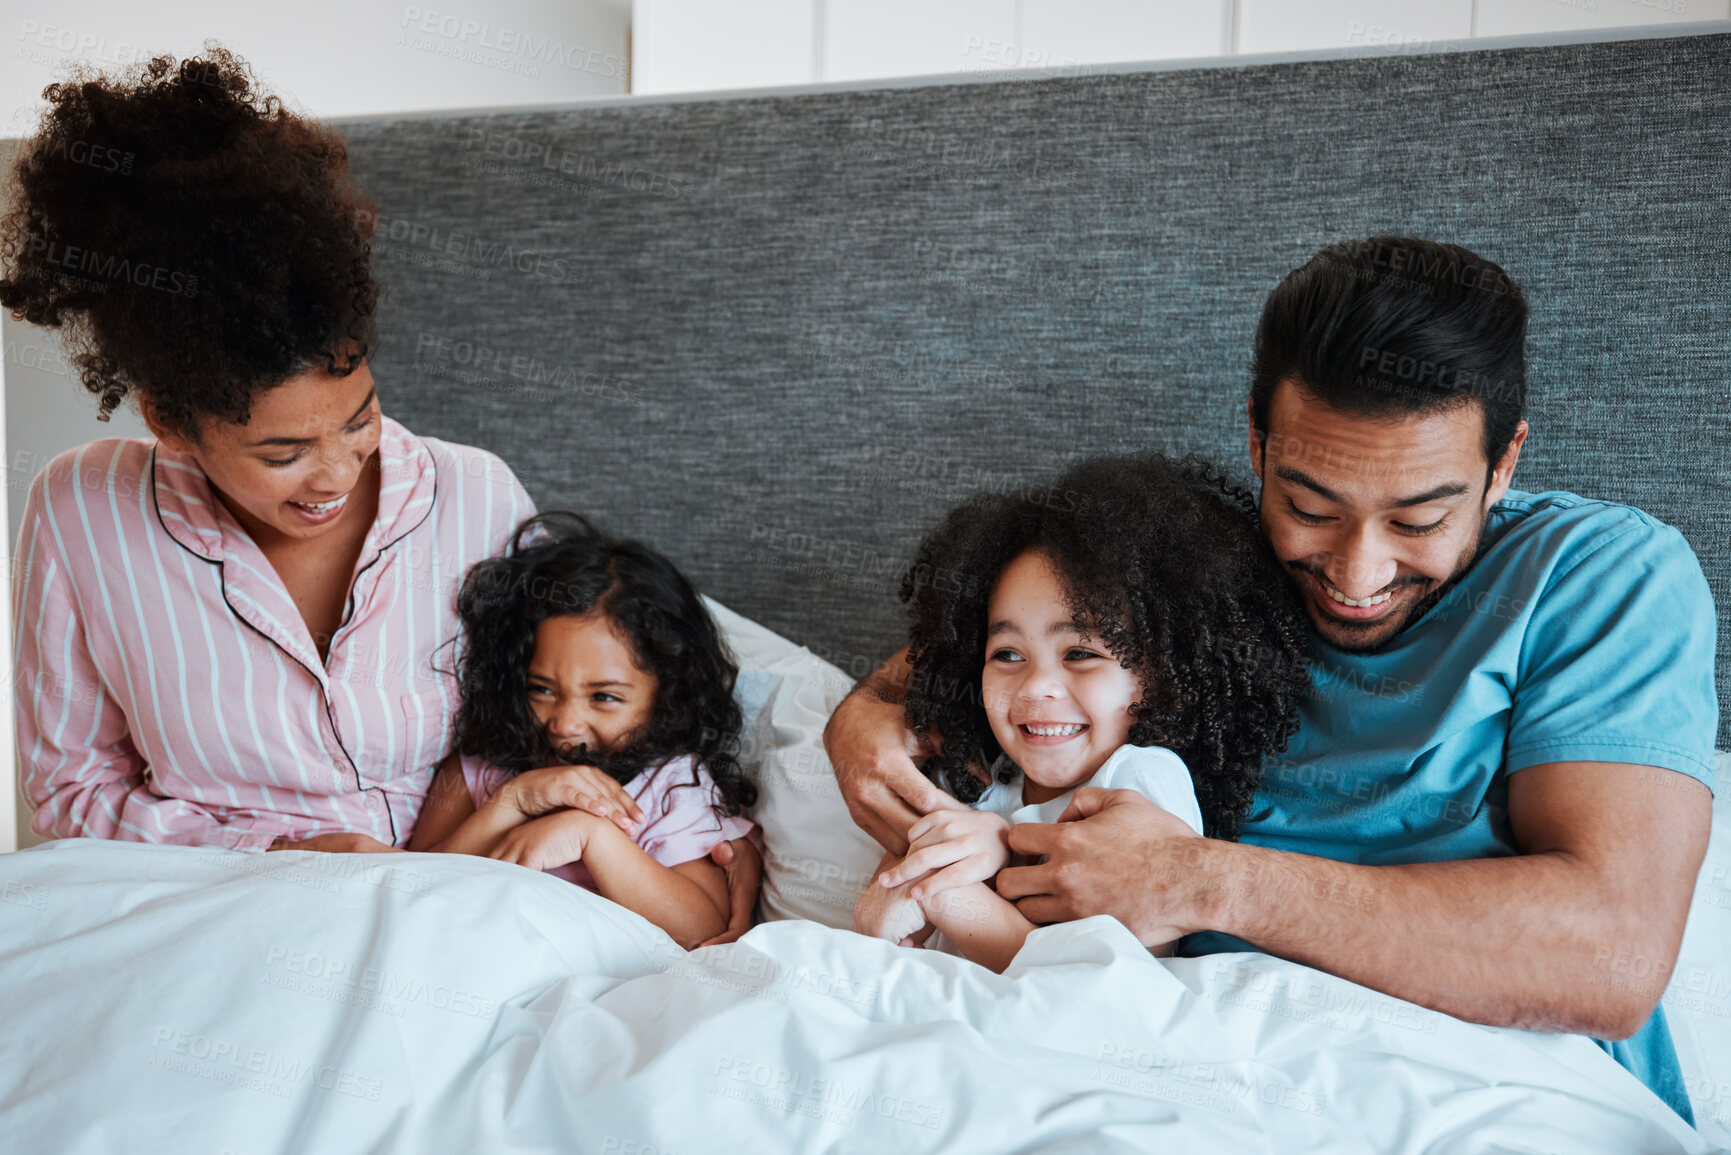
[823,646,963,855]
[998,761,1711,1038]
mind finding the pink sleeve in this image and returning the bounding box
[458,754,512,811]
[630,756,756,868]
[12,475,276,851]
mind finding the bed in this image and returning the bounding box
[1,627,1727,1152]
[4,26,1731,1154]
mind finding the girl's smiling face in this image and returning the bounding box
[526,612,658,757]
[981,549,1143,804]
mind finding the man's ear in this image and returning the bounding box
[137,394,198,456]
[1484,419,1529,506]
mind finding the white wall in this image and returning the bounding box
[0,0,629,852]
[633,0,1729,93]
[1,0,629,133]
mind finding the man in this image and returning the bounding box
[824,236,1718,1124]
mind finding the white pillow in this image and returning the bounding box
[704,598,884,927]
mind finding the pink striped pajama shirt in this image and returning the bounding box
[12,415,536,849]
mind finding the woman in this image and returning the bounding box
[0,47,757,938]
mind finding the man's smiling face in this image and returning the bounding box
[1250,379,1527,653]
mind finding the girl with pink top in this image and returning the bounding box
[1,45,761,941]
[409,513,757,949]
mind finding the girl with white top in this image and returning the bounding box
[854,455,1310,970]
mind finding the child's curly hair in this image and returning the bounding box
[444,512,756,817]
[900,454,1310,841]
[0,43,377,442]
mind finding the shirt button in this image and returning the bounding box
[365,794,382,810]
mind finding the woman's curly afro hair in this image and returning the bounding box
[444,512,756,818]
[901,454,1311,841]
[0,43,378,442]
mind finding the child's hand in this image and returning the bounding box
[876,809,1012,900]
[853,875,932,945]
[489,809,603,872]
[493,766,645,835]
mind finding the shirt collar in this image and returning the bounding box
[153,413,437,564]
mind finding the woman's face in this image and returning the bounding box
[981,549,1143,804]
[526,612,659,758]
[143,362,383,546]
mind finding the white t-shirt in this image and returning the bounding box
[926,743,1203,957]
[969,743,1204,836]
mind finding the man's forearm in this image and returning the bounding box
[824,645,950,856]
[1201,839,1669,1038]
[856,646,914,707]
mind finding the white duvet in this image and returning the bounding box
[0,838,1720,1155]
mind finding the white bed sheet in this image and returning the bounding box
[1666,751,1731,1145]
[0,838,1720,1154]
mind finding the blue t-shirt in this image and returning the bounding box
[1181,489,1719,1124]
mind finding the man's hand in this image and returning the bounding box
[490,810,600,871]
[496,765,645,835]
[269,833,401,853]
[995,788,1213,948]
[824,650,965,854]
[875,809,1011,899]
[695,837,762,947]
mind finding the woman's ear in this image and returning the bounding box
[137,394,199,456]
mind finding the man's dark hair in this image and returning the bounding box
[1249,237,1529,479]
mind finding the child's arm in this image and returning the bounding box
[874,808,1035,971]
[918,882,1038,973]
[409,759,647,856]
[406,754,476,851]
[853,850,933,944]
[411,757,532,858]
[492,810,728,950]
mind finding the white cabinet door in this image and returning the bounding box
[1021,0,1230,65]
[1477,0,1726,36]
[824,0,1016,82]
[1238,0,1472,55]
[635,0,819,94]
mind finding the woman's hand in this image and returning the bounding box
[874,809,1011,899]
[490,810,602,872]
[695,837,763,947]
[269,833,401,853]
[494,765,645,834]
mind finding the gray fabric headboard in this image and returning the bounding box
[338,32,1731,747]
